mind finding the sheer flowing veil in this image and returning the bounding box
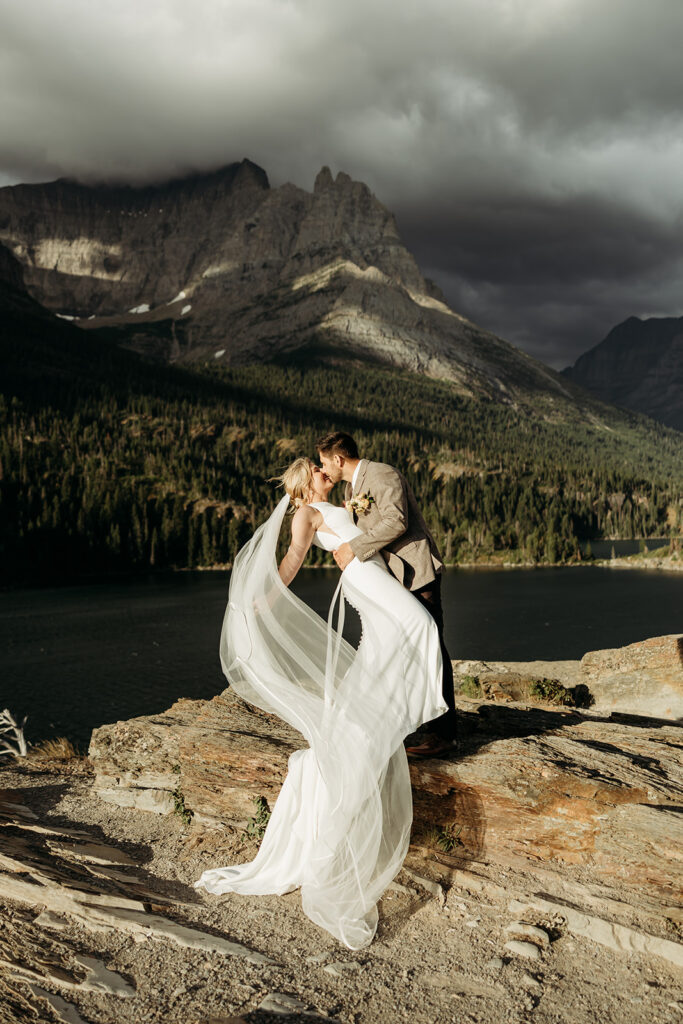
[204,493,420,948]
[220,493,354,735]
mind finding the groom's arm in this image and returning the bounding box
[346,466,408,562]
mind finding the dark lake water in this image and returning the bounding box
[1,566,681,748]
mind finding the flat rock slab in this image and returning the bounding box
[0,784,278,1018]
[582,633,683,717]
[454,633,683,718]
[89,678,683,922]
[504,939,542,960]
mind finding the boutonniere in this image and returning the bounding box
[348,492,375,515]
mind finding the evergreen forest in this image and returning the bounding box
[2,308,683,585]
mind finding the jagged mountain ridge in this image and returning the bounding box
[563,316,683,431]
[0,159,589,408]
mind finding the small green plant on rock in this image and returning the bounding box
[528,677,595,709]
[459,675,482,698]
[424,822,463,854]
[172,785,193,826]
[244,796,271,841]
[528,677,574,706]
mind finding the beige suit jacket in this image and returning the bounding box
[345,459,443,592]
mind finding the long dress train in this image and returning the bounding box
[193,497,446,949]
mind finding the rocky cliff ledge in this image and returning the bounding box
[89,635,682,939]
[453,633,683,720]
[1,637,681,1022]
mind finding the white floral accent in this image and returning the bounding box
[348,492,375,515]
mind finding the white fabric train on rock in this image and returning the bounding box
[193,494,446,949]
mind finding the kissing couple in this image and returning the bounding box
[194,431,458,949]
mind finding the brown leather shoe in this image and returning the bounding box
[405,734,456,758]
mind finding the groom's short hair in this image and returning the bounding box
[316,431,359,460]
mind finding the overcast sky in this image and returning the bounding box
[1,0,682,368]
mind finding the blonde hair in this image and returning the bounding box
[274,457,315,510]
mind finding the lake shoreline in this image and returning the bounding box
[188,553,683,574]
[2,551,681,593]
[454,555,683,572]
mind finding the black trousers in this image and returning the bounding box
[413,574,457,740]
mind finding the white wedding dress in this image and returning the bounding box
[193,496,446,949]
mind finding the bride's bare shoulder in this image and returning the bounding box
[292,503,322,527]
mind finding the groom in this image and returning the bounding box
[316,431,457,757]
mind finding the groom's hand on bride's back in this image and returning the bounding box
[333,542,355,570]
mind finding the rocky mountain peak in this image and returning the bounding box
[314,166,334,192]
[563,315,683,430]
[313,166,359,193]
[0,158,591,408]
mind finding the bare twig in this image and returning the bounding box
[0,709,29,758]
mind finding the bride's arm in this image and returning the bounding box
[278,506,318,586]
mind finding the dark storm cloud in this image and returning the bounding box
[1,0,682,366]
[398,196,683,366]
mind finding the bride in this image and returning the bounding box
[193,456,447,949]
